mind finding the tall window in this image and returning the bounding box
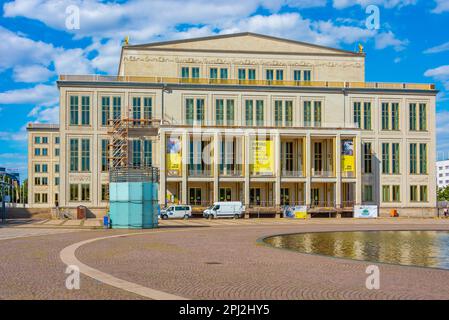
[275,100,293,127]
[353,102,361,128]
[181,67,189,78]
[144,140,152,167]
[81,96,90,125]
[392,143,400,174]
[419,143,427,174]
[70,96,79,125]
[392,185,400,202]
[220,68,228,79]
[102,184,109,201]
[255,100,263,126]
[215,99,235,126]
[304,101,312,126]
[363,102,371,130]
[81,139,90,172]
[132,97,141,125]
[248,69,256,80]
[69,139,79,172]
[391,103,399,130]
[276,70,284,80]
[381,102,389,130]
[382,185,390,202]
[186,98,194,125]
[238,68,255,80]
[70,184,79,201]
[274,100,282,126]
[196,99,204,124]
[184,97,205,125]
[420,185,428,202]
[245,100,254,126]
[101,139,109,172]
[363,142,372,174]
[266,69,274,81]
[410,185,418,201]
[419,103,427,130]
[238,68,246,80]
[113,97,121,120]
[409,103,417,131]
[410,143,417,174]
[81,184,90,201]
[192,67,200,78]
[216,99,224,125]
[293,70,301,81]
[363,185,373,202]
[101,96,110,126]
[132,140,141,167]
[143,97,152,121]
[210,68,218,79]
[382,143,390,174]
[313,101,322,127]
[303,70,311,81]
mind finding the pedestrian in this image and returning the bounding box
[444,207,448,218]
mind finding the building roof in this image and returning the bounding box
[26,123,59,131]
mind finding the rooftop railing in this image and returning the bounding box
[59,75,436,91]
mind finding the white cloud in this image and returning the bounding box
[0,130,27,142]
[374,31,408,51]
[424,41,449,54]
[425,65,449,90]
[12,64,54,83]
[28,105,59,123]
[432,0,449,13]
[0,84,58,105]
[332,0,417,9]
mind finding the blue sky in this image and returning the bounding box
[0,0,448,179]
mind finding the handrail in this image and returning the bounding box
[59,75,436,91]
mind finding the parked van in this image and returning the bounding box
[160,205,192,219]
[203,202,245,219]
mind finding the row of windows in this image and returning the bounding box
[181,66,312,81]
[354,102,427,131]
[69,183,109,202]
[185,98,322,127]
[362,142,427,175]
[34,164,59,173]
[363,185,428,203]
[34,177,59,186]
[34,136,59,144]
[34,193,48,203]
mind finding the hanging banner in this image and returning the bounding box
[167,137,182,175]
[354,205,378,218]
[251,140,274,175]
[341,139,355,172]
[284,205,307,219]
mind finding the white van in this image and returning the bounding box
[203,202,245,219]
[160,205,192,219]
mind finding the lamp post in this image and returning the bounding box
[161,84,172,208]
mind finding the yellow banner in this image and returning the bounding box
[167,138,182,174]
[251,140,274,174]
[341,139,354,172]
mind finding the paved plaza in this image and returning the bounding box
[1,218,449,299]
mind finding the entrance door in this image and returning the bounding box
[311,188,320,206]
[250,188,261,205]
[280,188,290,205]
[189,188,201,205]
[219,188,232,201]
[314,142,322,174]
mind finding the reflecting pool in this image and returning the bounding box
[264,231,449,269]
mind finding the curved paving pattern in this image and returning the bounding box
[72,220,449,300]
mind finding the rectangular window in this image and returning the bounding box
[42,164,48,173]
[220,68,228,79]
[314,101,322,127]
[132,97,141,124]
[392,143,400,174]
[419,143,427,174]
[303,70,311,81]
[274,100,282,126]
[363,185,373,202]
[132,140,141,167]
[144,140,152,167]
[55,177,60,186]
[266,69,274,81]
[70,96,79,125]
[420,185,428,202]
[256,100,264,126]
[238,68,246,80]
[410,185,418,201]
[42,177,48,186]
[191,67,200,78]
[42,137,48,144]
[419,103,427,130]
[391,103,399,130]
[293,70,301,81]
[216,99,224,125]
[210,68,218,79]
[34,193,41,203]
[81,139,90,172]
[81,184,90,201]
[34,164,41,173]
[55,137,60,144]
[42,193,48,203]
[185,98,194,125]
[382,185,390,202]
[248,69,256,80]
[226,100,234,125]
[102,184,109,201]
[70,139,79,172]
[364,102,371,130]
[181,67,189,78]
[245,100,253,126]
[34,177,41,185]
[353,102,361,128]
[285,101,293,127]
[276,69,283,80]
[101,96,110,126]
[55,164,59,173]
[81,96,90,125]
[382,102,389,130]
[143,97,152,121]
[101,139,109,172]
[409,103,417,131]
[55,148,60,156]
[70,184,79,201]
[392,185,400,202]
[304,101,312,127]
[113,97,121,120]
[196,99,204,124]
[34,137,41,144]
[410,143,417,174]
[382,143,390,174]
[42,148,48,156]
[34,148,41,156]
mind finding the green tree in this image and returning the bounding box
[437,185,449,201]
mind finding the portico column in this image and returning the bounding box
[305,133,311,207]
[355,135,362,205]
[275,132,281,207]
[159,131,166,206]
[335,134,342,208]
[213,132,220,202]
[244,133,250,208]
[182,131,188,205]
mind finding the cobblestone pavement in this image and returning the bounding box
[2,218,449,299]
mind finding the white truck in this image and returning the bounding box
[159,205,192,219]
[203,202,245,219]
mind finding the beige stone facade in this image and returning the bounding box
[28,33,437,216]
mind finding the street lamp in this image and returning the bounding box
[161,84,172,126]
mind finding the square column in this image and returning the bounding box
[275,132,281,207]
[182,132,188,204]
[213,132,220,202]
[335,134,341,208]
[305,133,311,207]
[159,131,166,206]
[355,135,362,205]
[244,133,250,208]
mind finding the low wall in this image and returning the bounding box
[6,208,52,219]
